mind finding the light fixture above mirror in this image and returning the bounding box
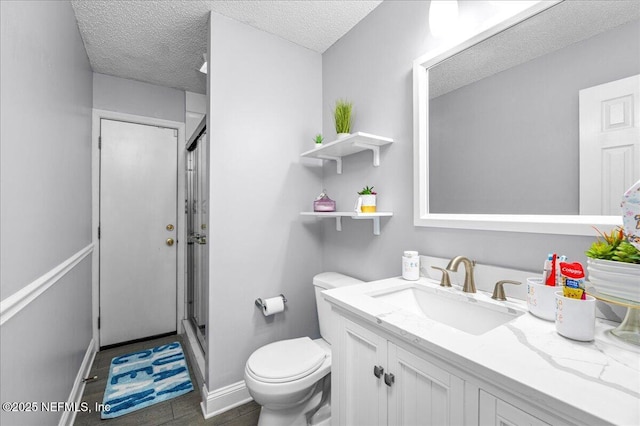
[429,1,459,37]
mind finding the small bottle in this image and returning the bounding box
[542,253,553,283]
[402,251,420,281]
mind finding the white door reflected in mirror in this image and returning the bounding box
[579,74,640,215]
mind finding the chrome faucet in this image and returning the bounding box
[446,256,477,293]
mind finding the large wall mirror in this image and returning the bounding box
[413,0,639,235]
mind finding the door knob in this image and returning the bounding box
[166,224,174,231]
[166,238,175,246]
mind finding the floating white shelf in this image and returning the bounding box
[300,211,393,235]
[300,132,393,174]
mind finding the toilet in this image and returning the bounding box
[244,272,363,426]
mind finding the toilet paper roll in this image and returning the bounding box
[262,297,285,316]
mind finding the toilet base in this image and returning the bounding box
[256,376,330,426]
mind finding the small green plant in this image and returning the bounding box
[586,227,640,264]
[613,241,640,263]
[334,99,353,134]
[358,186,376,195]
[313,134,324,144]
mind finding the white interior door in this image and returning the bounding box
[580,74,640,215]
[100,119,178,347]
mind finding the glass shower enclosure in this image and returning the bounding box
[186,118,208,351]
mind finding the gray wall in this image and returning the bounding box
[321,0,595,280]
[206,12,323,389]
[430,19,640,214]
[0,1,93,424]
[93,73,185,123]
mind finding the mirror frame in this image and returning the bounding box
[413,0,622,236]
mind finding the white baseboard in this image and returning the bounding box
[59,338,97,426]
[200,381,253,419]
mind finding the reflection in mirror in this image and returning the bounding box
[414,1,639,234]
[429,1,639,215]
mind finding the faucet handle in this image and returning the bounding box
[491,280,521,301]
[431,266,452,287]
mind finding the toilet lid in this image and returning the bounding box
[247,337,327,383]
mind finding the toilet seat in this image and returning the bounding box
[246,337,327,383]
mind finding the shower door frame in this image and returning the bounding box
[186,116,208,352]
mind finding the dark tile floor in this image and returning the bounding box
[74,334,260,426]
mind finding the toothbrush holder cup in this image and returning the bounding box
[526,277,557,321]
[554,291,596,342]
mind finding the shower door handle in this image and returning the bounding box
[188,234,207,245]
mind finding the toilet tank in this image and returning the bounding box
[313,272,363,345]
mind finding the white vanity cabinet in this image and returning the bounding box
[326,277,639,426]
[332,314,568,426]
[336,317,387,425]
[479,391,551,426]
[334,317,465,426]
[387,341,465,425]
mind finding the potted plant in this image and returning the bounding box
[585,227,640,344]
[356,185,377,213]
[586,227,640,264]
[313,134,324,148]
[334,99,353,139]
[585,228,640,300]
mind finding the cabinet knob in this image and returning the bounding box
[384,372,395,387]
[373,365,384,379]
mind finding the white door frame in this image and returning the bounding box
[91,109,186,349]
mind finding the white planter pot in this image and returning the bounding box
[587,258,640,302]
[360,194,376,213]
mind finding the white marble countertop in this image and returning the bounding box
[323,276,640,426]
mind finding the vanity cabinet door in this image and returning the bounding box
[479,391,551,426]
[338,318,388,426]
[387,343,465,426]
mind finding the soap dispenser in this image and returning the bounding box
[402,251,420,281]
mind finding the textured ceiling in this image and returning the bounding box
[430,0,640,98]
[71,0,383,94]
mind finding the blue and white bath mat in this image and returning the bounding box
[101,341,193,419]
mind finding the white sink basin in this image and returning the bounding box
[369,283,524,335]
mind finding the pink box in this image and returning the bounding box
[314,198,336,212]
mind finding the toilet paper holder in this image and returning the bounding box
[255,294,287,310]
